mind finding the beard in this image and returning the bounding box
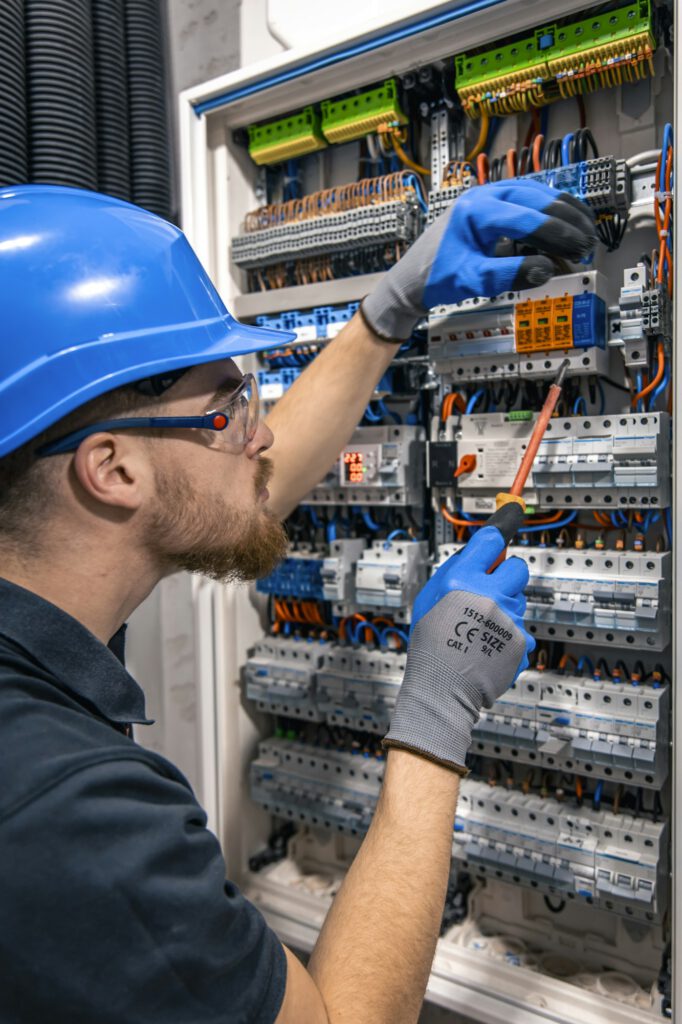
[146,455,289,583]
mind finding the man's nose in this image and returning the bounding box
[245,420,274,458]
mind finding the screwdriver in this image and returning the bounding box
[485,358,570,569]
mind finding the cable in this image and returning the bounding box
[632,340,665,407]
[465,111,490,162]
[561,132,574,166]
[465,389,486,414]
[362,510,381,532]
[380,626,409,649]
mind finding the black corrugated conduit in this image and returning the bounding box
[92,0,131,201]
[0,1,171,217]
[0,0,29,186]
[26,0,98,190]
[125,0,171,218]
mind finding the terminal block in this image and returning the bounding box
[247,106,327,165]
[306,425,425,506]
[472,668,669,788]
[454,2,655,117]
[244,637,324,720]
[231,196,423,270]
[320,78,407,143]
[316,644,406,733]
[321,538,367,603]
[616,264,673,368]
[435,544,671,651]
[447,412,670,512]
[354,539,428,616]
[256,550,325,600]
[526,157,630,216]
[427,182,471,225]
[428,271,609,382]
[454,778,667,923]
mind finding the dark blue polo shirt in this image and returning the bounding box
[0,578,286,1023]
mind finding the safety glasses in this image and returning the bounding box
[39,372,259,457]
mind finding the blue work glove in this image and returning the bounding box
[383,526,535,774]
[362,179,597,340]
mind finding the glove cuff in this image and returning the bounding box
[360,293,422,343]
[381,738,470,777]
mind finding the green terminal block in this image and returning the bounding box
[454,0,655,116]
[320,78,407,144]
[546,0,653,64]
[507,410,534,422]
[247,106,327,166]
[454,35,548,94]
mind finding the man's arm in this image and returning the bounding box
[275,525,533,1023]
[276,750,458,1024]
[264,312,398,520]
[263,183,596,521]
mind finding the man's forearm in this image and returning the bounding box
[308,750,459,1023]
[264,312,400,519]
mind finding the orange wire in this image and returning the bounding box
[476,153,489,184]
[532,133,544,172]
[632,340,665,405]
[440,507,566,529]
[655,145,674,299]
[506,148,517,178]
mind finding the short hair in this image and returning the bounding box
[0,383,157,543]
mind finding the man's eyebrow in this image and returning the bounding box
[206,378,242,409]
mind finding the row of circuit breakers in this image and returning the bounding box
[243,137,672,930]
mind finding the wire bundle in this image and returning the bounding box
[0,0,28,186]
[244,171,426,232]
[26,0,98,190]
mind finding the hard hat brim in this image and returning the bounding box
[0,317,296,457]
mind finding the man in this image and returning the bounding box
[0,181,595,1022]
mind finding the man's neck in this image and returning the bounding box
[0,544,161,644]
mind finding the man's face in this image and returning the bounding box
[141,360,288,582]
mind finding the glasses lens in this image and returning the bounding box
[211,373,259,449]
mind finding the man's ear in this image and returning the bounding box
[71,433,147,511]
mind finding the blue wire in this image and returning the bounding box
[660,123,673,191]
[635,372,644,413]
[326,520,337,543]
[572,395,587,415]
[561,132,574,166]
[521,511,577,534]
[466,389,486,414]
[380,626,410,649]
[386,529,409,543]
[362,510,381,532]
[593,780,603,809]
[377,399,402,424]
[666,508,673,547]
[364,403,382,423]
[405,173,428,213]
[306,506,322,529]
[576,656,594,675]
[353,620,382,646]
[649,366,670,410]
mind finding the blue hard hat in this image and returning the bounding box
[0,185,294,457]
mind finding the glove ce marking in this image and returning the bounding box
[383,527,535,773]
[362,179,597,341]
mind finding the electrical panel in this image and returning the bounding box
[178,1,677,1019]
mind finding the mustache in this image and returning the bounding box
[254,456,274,493]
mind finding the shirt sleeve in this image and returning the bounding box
[2,756,287,1024]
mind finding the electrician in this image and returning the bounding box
[0,182,595,1024]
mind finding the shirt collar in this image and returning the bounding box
[0,577,152,725]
